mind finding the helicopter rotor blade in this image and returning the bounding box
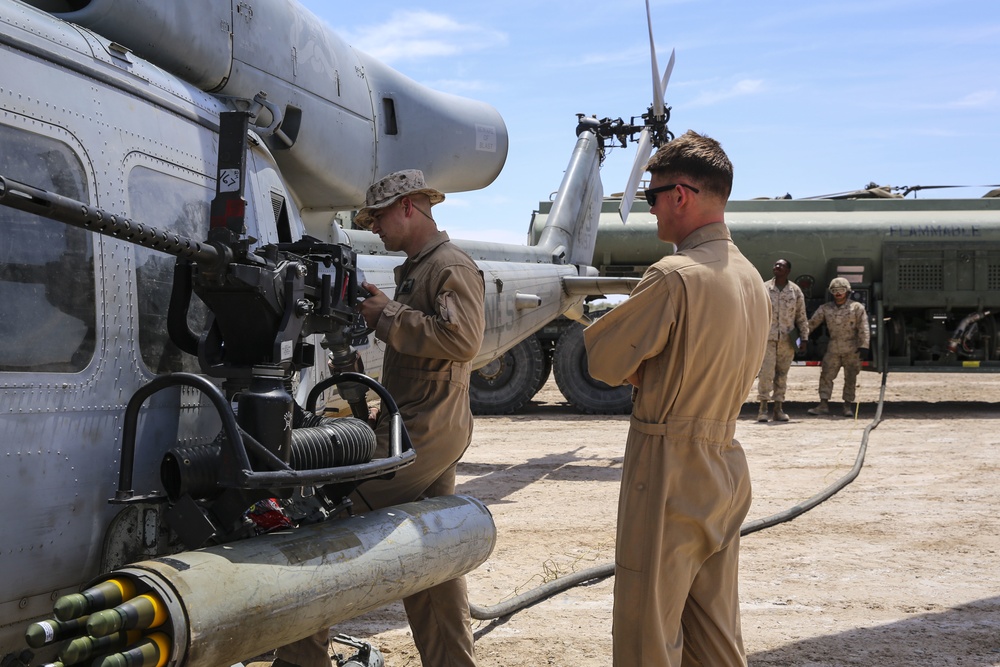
[647,0,664,117]
[659,48,676,103]
[618,129,653,223]
[619,0,675,223]
[901,183,1000,197]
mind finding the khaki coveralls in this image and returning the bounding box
[756,278,809,402]
[807,299,870,403]
[277,231,485,667]
[584,223,770,667]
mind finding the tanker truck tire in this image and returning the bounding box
[470,335,546,414]
[553,322,633,415]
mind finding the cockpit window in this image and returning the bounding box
[0,124,95,372]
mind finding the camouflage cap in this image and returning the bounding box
[354,169,445,230]
[829,277,852,292]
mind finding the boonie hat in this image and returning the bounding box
[354,169,445,230]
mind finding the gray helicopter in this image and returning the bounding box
[0,0,670,665]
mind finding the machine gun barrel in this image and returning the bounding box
[0,174,223,267]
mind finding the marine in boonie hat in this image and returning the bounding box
[354,169,445,230]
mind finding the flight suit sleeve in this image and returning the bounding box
[376,263,485,362]
[584,269,676,387]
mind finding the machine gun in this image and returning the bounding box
[0,112,414,552]
[0,138,497,666]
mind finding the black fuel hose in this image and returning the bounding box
[470,369,888,621]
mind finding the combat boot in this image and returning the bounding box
[757,400,769,422]
[773,401,789,422]
[843,402,855,417]
[807,399,829,416]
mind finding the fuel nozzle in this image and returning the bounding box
[947,309,992,356]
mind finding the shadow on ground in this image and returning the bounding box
[748,595,1000,666]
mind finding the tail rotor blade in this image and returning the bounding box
[621,3,675,224]
[646,0,664,116]
[618,129,653,223]
[659,48,675,102]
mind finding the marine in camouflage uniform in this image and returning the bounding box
[806,277,870,417]
[756,259,809,422]
[275,170,485,667]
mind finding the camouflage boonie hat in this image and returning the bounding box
[354,169,445,230]
[829,277,852,292]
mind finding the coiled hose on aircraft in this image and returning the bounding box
[468,369,889,621]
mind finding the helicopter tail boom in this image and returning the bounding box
[26,0,509,210]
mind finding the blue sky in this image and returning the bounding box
[299,0,1000,244]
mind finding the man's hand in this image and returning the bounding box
[357,281,389,329]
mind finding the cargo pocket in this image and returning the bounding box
[616,439,653,573]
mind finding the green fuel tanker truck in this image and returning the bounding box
[470,190,1000,414]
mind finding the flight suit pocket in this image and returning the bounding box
[436,290,457,325]
[616,439,653,573]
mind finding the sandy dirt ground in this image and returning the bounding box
[263,366,1000,666]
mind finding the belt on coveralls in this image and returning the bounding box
[629,416,670,435]
[629,415,737,444]
[395,364,469,388]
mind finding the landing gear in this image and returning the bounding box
[553,322,632,415]
[470,335,546,414]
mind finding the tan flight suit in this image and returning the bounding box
[276,231,485,667]
[808,299,869,403]
[756,279,809,402]
[584,223,770,667]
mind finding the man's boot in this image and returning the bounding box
[843,402,855,417]
[807,399,829,415]
[773,401,789,422]
[757,400,769,422]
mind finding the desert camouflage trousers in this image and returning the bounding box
[818,349,861,402]
[756,338,795,402]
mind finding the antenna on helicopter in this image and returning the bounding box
[619,0,675,224]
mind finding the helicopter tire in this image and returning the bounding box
[536,344,553,395]
[552,322,633,415]
[470,334,546,415]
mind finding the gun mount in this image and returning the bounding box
[0,113,416,554]
[0,3,508,662]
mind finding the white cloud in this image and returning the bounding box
[438,197,471,209]
[904,89,1000,111]
[687,79,764,107]
[344,11,507,64]
[947,90,998,109]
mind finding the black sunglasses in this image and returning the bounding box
[644,183,700,206]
